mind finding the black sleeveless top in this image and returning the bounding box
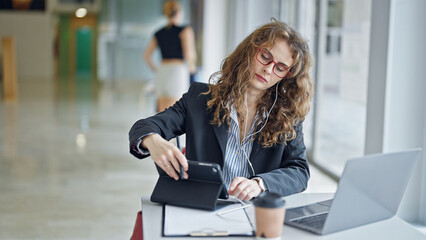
[154,25,187,59]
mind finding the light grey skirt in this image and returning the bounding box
[156,63,189,99]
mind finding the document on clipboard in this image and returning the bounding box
[162,203,255,237]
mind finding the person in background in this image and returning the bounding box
[131,20,313,201]
[144,0,197,112]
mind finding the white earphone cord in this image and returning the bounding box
[241,83,280,176]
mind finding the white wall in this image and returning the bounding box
[227,0,281,54]
[0,11,54,79]
[385,0,426,224]
[201,0,228,83]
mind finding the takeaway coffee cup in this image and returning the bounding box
[253,192,286,239]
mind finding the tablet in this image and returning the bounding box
[156,160,229,199]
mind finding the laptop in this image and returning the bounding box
[284,149,422,235]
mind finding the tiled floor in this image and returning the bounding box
[0,76,336,239]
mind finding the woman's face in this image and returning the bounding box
[250,38,293,94]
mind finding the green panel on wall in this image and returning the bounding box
[76,27,92,75]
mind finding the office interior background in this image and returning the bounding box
[0,0,425,238]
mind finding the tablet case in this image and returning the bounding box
[150,161,227,211]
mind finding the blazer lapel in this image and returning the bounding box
[208,106,229,158]
[212,123,228,158]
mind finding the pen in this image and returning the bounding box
[216,204,252,216]
[176,137,184,180]
[179,163,184,180]
[190,231,228,236]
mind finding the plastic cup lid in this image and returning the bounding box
[253,192,285,208]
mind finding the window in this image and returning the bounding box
[309,0,372,177]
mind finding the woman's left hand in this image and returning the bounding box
[228,177,262,202]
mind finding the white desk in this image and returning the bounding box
[141,193,426,240]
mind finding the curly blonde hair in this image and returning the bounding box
[204,20,313,147]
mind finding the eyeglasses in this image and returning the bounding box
[256,48,291,78]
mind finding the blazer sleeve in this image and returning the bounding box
[256,122,310,196]
[128,83,197,159]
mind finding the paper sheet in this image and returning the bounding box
[163,203,255,236]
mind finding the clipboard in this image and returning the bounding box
[151,160,229,210]
[162,203,255,237]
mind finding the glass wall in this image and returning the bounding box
[309,0,371,177]
[97,0,194,82]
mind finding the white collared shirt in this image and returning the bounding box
[222,105,258,188]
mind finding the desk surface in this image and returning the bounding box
[141,193,426,240]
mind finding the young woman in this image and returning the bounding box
[144,0,197,112]
[131,20,313,201]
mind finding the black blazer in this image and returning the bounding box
[129,82,310,197]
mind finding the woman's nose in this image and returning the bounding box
[263,62,274,75]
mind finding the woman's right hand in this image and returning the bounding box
[141,134,188,180]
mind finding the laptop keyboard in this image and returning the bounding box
[317,199,333,207]
[291,212,328,230]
